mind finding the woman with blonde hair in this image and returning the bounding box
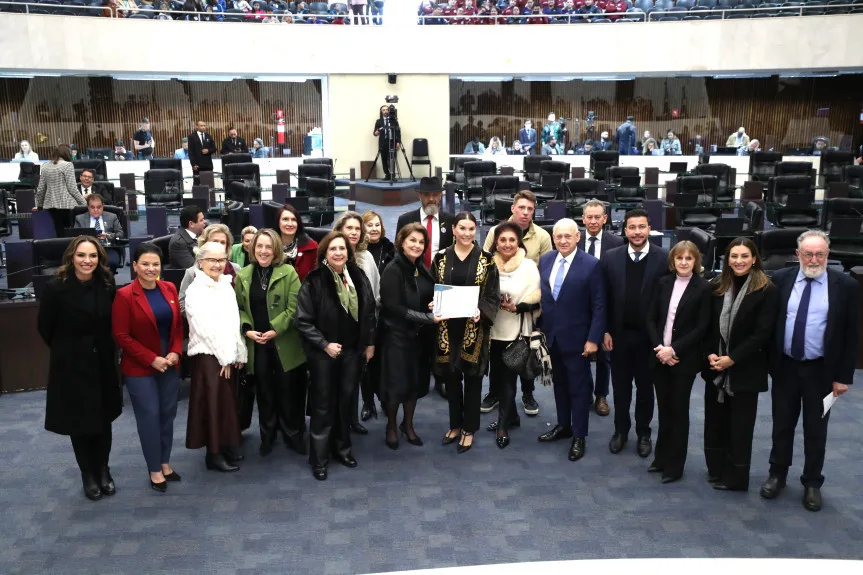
[231,225,258,268]
[485,136,507,156]
[178,223,240,314]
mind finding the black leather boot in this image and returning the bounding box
[81,471,103,501]
[206,452,239,472]
[98,465,116,496]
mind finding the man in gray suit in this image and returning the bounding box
[168,205,206,269]
[74,193,125,271]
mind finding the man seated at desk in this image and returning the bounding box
[78,169,97,198]
[541,135,563,155]
[174,138,190,160]
[73,193,124,272]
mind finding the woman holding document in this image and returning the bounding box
[432,212,499,454]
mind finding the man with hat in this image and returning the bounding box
[396,176,456,398]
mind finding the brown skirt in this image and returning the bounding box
[186,354,241,454]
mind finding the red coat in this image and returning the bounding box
[293,238,319,282]
[112,279,184,377]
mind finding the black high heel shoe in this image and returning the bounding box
[495,434,510,449]
[399,422,424,447]
[385,426,399,450]
[442,429,459,445]
[457,431,474,454]
[361,402,377,422]
[150,479,168,493]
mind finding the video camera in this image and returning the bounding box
[384,95,399,121]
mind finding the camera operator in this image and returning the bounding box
[373,104,401,179]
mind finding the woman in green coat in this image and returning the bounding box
[236,228,307,457]
[230,225,258,268]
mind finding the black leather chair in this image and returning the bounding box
[688,226,717,274]
[675,175,720,229]
[88,181,117,204]
[694,162,735,202]
[221,153,253,167]
[411,139,432,177]
[493,198,514,224]
[73,159,107,181]
[223,201,247,239]
[560,178,604,216]
[448,157,481,184]
[226,181,260,205]
[535,160,569,201]
[32,237,75,276]
[149,158,182,171]
[522,155,551,183]
[144,169,183,207]
[821,198,863,268]
[223,162,261,187]
[743,201,764,232]
[607,166,645,205]
[590,151,620,181]
[775,161,815,180]
[842,165,863,197]
[17,161,40,186]
[306,177,335,227]
[749,151,782,183]
[303,158,333,167]
[766,175,818,227]
[480,176,518,213]
[297,163,333,189]
[149,234,174,267]
[305,226,330,243]
[756,227,808,272]
[819,151,854,186]
[262,200,285,230]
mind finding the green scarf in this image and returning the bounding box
[328,264,358,321]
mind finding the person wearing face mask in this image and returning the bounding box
[362,210,395,275]
[759,230,860,512]
[726,126,749,150]
[276,203,318,282]
[645,241,711,484]
[185,242,248,473]
[703,238,777,492]
[236,229,307,458]
[13,139,39,162]
[39,237,120,501]
[296,232,376,481]
[230,225,258,268]
[434,212,500,454]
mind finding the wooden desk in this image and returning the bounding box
[0,300,49,393]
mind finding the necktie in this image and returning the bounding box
[552,258,567,300]
[424,216,433,268]
[588,235,597,257]
[83,188,89,195]
[790,278,814,360]
[199,132,204,145]
[94,218,102,234]
[633,251,642,262]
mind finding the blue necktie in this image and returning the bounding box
[588,236,597,257]
[790,278,814,360]
[633,251,642,262]
[552,258,567,300]
[94,218,102,234]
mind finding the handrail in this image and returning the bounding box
[0,1,106,15]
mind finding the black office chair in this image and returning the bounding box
[743,201,764,232]
[694,162,735,202]
[775,161,815,180]
[221,153,253,167]
[688,226,717,275]
[87,181,117,204]
[819,151,855,186]
[447,157,481,185]
[73,159,108,181]
[523,155,551,183]
[305,226,330,243]
[297,164,333,189]
[223,201,247,239]
[32,237,75,276]
[749,151,782,183]
[149,158,182,171]
[766,175,818,227]
[756,228,808,272]
[842,165,863,198]
[535,161,568,201]
[560,178,604,216]
[676,175,720,229]
[226,181,260,205]
[481,175,518,205]
[607,166,645,205]
[303,158,333,167]
[17,161,40,186]
[821,198,863,268]
[590,151,620,181]
[493,198,514,224]
[462,161,497,206]
[148,234,174,267]
[223,162,261,187]
[412,138,432,177]
[144,169,183,207]
[306,177,335,227]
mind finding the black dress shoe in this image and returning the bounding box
[205,452,239,472]
[537,425,573,442]
[803,487,823,511]
[661,474,682,484]
[312,466,328,481]
[568,437,586,461]
[399,422,424,446]
[759,475,786,499]
[81,472,103,501]
[98,466,116,496]
[150,480,168,493]
[647,462,663,473]
[496,435,510,449]
[163,471,182,482]
[609,432,628,454]
[361,402,377,422]
[486,419,520,432]
[350,423,369,435]
[336,454,358,468]
[636,436,652,458]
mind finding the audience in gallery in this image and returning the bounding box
[92,0,381,22]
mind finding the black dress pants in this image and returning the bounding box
[47,208,71,238]
[769,356,832,488]
[379,142,392,177]
[70,421,113,476]
[703,380,759,490]
[309,350,360,468]
[652,365,695,478]
[489,340,518,430]
[611,330,654,438]
[255,344,306,447]
[446,370,483,433]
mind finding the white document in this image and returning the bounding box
[822,392,838,418]
[434,284,480,319]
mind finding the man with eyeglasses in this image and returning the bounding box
[577,200,624,417]
[760,230,860,512]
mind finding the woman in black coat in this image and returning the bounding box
[37,236,121,501]
[296,231,376,481]
[646,240,711,484]
[378,222,442,450]
[703,237,778,492]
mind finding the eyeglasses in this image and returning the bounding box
[799,251,827,260]
[203,258,227,265]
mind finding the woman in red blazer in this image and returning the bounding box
[112,243,184,493]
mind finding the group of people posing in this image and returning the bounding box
[37,177,857,513]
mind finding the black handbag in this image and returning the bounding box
[502,313,541,380]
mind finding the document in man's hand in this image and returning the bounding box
[433,284,480,319]
[822,392,838,418]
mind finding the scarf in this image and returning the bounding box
[326,262,358,321]
[714,273,752,402]
[283,238,298,264]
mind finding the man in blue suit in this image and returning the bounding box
[537,218,605,461]
[615,116,637,155]
[518,120,537,155]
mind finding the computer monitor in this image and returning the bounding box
[669,162,688,174]
[715,147,738,155]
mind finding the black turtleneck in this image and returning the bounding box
[249,264,273,334]
[731,272,748,298]
[367,240,383,266]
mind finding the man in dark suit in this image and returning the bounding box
[536,218,605,461]
[78,169,96,198]
[168,205,206,270]
[760,230,860,512]
[518,120,537,155]
[601,208,670,457]
[577,199,625,417]
[615,116,637,155]
[220,127,248,156]
[373,105,401,180]
[74,193,124,272]
[188,120,216,186]
[396,176,455,398]
[594,131,615,152]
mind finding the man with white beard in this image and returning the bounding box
[760,230,860,512]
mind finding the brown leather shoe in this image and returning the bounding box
[594,396,610,416]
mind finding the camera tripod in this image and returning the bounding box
[365,120,416,185]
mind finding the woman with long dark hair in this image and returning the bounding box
[433,211,499,453]
[277,203,318,282]
[704,237,778,491]
[35,144,87,237]
[39,236,120,501]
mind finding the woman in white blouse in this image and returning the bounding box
[485,136,507,156]
[184,241,248,473]
[13,140,39,162]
